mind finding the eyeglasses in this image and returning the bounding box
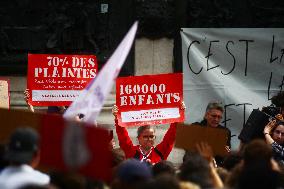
[142,135,156,140]
[209,114,223,119]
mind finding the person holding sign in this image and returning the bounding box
[112,102,186,165]
[194,101,231,148]
[24,89,67,114]
[193,101,231,166]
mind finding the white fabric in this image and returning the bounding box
[181,28,284,149]
[64,22,138,125]
[121,108,180,122]
[0,165,50,189]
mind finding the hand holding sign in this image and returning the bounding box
[24,89,35,112]
[112,105,118,117]
[116,73,184,127]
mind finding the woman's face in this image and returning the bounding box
[272,124,284,144]
[138,128,156,151]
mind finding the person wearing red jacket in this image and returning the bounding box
[112,103,185,165]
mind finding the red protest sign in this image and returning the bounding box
[116,73,184,127]
[27,54,98,106]
[40,115,112,181]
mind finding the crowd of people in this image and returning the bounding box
[0,91,284,189]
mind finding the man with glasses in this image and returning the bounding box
[112,103,185,165]
[195,101,231,148]
[193,101,231,166]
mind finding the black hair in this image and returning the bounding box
[179,151,213,188]
[152,160,175,177]
[271,91,284,108]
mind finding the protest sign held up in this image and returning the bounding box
[116,73,184,126]
[27,54,98,106]
[175,123,228,156]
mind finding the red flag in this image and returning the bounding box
[40,114,112,181]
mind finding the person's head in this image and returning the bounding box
[112,159,152,189]
[137,125,156,151]
[139,175,180,189]
[222,151,242,171]
[204,101,224,128]
[271,121,284,145]
[271,91,284,115]
[243,139,272,166]
[152,160,176,177]
[238,139,280,189]
[5,127,40,167]
[179,151,213,188]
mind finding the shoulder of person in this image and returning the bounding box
[217,125,231,133]
[191,120,206,126]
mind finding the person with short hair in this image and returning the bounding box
[152,160,176,177]
[111,159,152,189]
[0,127,50,189]
[112,102,185,165]
[194,101,231,148]
[192,101,231,167]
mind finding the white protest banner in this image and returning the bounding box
[0,79,10,109]
[27,54,98,106]
[64,22,138,124]
[116,73,184,127]
[181,28,284,148]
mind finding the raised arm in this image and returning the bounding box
[155,101,186,159]
[196,142,224,188]
[112,105,136,158]
[263,119,276,144]
[24,89,34,112]
[155,122,177,160]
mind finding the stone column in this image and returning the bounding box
[135,38,173,75]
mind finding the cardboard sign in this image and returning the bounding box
[27,54,98,106]
[0,79,9,109]
[0,108,43,143]
[116,73,184,126]
[175,123,228,156]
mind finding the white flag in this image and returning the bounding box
[64,22,138,124]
